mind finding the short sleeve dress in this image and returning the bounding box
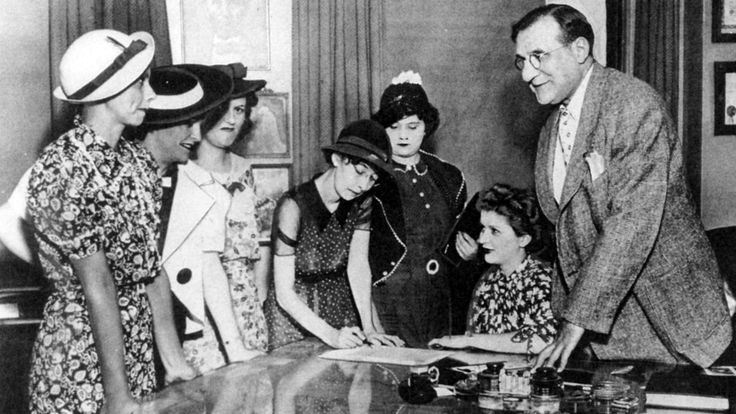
[263,180,371,350]
[467,257,557,344]
[26,118,161,414]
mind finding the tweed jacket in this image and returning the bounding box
[162,161,229,334]
[535,63,732,367]
[369,151,466,285]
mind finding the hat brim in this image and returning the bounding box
[143,64,233,126]
[231,79,267,98]
[53,31,155,104]
[322,143,393,175]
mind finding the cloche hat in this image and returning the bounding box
[322,119,392,174]
[143,64,233,126]
[212,62,267,99]
[54,29,155,103]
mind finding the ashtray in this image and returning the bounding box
[453,378,479,400]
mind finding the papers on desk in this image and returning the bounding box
[319,346,529,368]
[320,346,453,367]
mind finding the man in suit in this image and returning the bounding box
[511,4,732,369]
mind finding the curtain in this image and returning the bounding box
[49,0,172,137]
[292,0,384,183]
[633,0,679,124]
[605,0,626,72]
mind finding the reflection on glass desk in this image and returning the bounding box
[141,339,735,414]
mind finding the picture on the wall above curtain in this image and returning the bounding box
[232,91,290,159]
[180,0,270,69]
[252,164,290,243]
[714,62,736,135]
[713,0,736,42]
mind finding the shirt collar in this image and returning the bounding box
[494,256,532,277]
[561,65,593,121]
[392,156,428,174]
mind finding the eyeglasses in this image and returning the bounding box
[514,44,568,71]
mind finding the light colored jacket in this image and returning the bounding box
[162,161,229,334]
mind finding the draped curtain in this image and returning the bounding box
[633,0,680,124]
[49,0,172,137]
[605,0,626,72]
[610,0,701,206]
[292,0,384,183]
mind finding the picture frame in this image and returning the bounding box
[179,0,271,69]
[252,164,291,243]
[714,62,736,135]
[713,0,736,42]
[232,91,290,159]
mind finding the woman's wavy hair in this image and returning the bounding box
[477,183,544,253]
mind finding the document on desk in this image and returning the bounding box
[319,346,528,367]
[319,346,453,367]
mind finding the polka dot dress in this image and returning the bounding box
[264,180,371,349]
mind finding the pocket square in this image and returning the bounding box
[584,150,605,181]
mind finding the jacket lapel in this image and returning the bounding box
[559,63,605,211]
[162,162,216,263]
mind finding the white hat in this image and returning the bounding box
[54,29,155,103]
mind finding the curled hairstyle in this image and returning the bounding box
[511,4,595,55]
[477,183,544,252]
[199,92,258,146]
[371,82,440,137]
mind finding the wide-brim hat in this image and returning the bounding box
[322,119,393,174]
[212,62,267,98]
[143,64,233,126]
[54,29,155,103]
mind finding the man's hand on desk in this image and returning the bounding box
[533,320,584,371]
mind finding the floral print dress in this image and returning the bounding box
[25,118,161,413]
[220,154,268,351]
[468,257,557,345]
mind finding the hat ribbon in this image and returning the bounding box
[67,38,148,100]
[339,135,388,162]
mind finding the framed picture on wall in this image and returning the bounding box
[232,91,290,159]
[179,0,271,69]
[252,164,291,243]
[713,0,736,42]
[714,61,736,135]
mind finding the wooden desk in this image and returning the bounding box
[141,339,735,414]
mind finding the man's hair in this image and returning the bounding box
[511,3,594,55]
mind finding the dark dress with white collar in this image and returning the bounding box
[370,151,466,347]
